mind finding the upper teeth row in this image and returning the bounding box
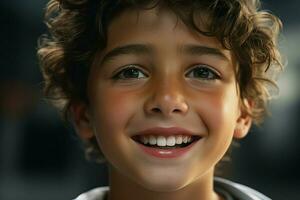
[139,135,192,147]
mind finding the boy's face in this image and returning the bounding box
[75,7,252,191]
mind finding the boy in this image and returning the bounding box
[37,0,283,199]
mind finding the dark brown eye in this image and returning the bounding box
[113,65,148,80]
[186,65,220,80]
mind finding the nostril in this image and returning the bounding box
[173,109,181,113]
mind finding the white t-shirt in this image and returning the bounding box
[74,177,271,200]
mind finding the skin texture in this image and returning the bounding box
[72,7,252,200]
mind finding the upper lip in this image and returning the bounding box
[132,127,199,137]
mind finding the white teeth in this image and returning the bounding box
[183,136,188,143]
[141,136,149,144]
[176,135,183,144]
[157,136,166,146]
[166,136,176,146]
[149,135,156,145]
[139,135,193,147]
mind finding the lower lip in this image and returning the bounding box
[135,141,198,159]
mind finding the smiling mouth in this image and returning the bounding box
[131,135,202,149]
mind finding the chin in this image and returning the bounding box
[134,171,191,192]
[142,179,189,192]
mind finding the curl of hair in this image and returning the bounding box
[37,0,283,163]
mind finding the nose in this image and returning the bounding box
[144,79,189,117]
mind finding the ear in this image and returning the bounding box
[70,102,94,140]
[234,98,253,139]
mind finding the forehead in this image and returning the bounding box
[106,7,226,50]
[96,6,236,70]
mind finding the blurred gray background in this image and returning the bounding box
[0,0,299,199]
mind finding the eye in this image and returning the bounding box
[185,65,220,80]
[112,65,148,80]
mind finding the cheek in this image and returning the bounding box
[191,87,240,167]
[88,87,137,162]
[87,68,136,129]
[97,90,131,126]
[89,86,139,146]
[194,86,240,141]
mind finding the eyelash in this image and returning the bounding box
[112,65,148,80]
[112,64,220,81]
[185,65,220,80]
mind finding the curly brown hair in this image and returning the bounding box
[37,0,283,163]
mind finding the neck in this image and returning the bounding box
[106,165,222,200]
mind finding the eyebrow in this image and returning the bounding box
[181,44,229,61]
[100,44,153,65]
[99,43,228,65]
